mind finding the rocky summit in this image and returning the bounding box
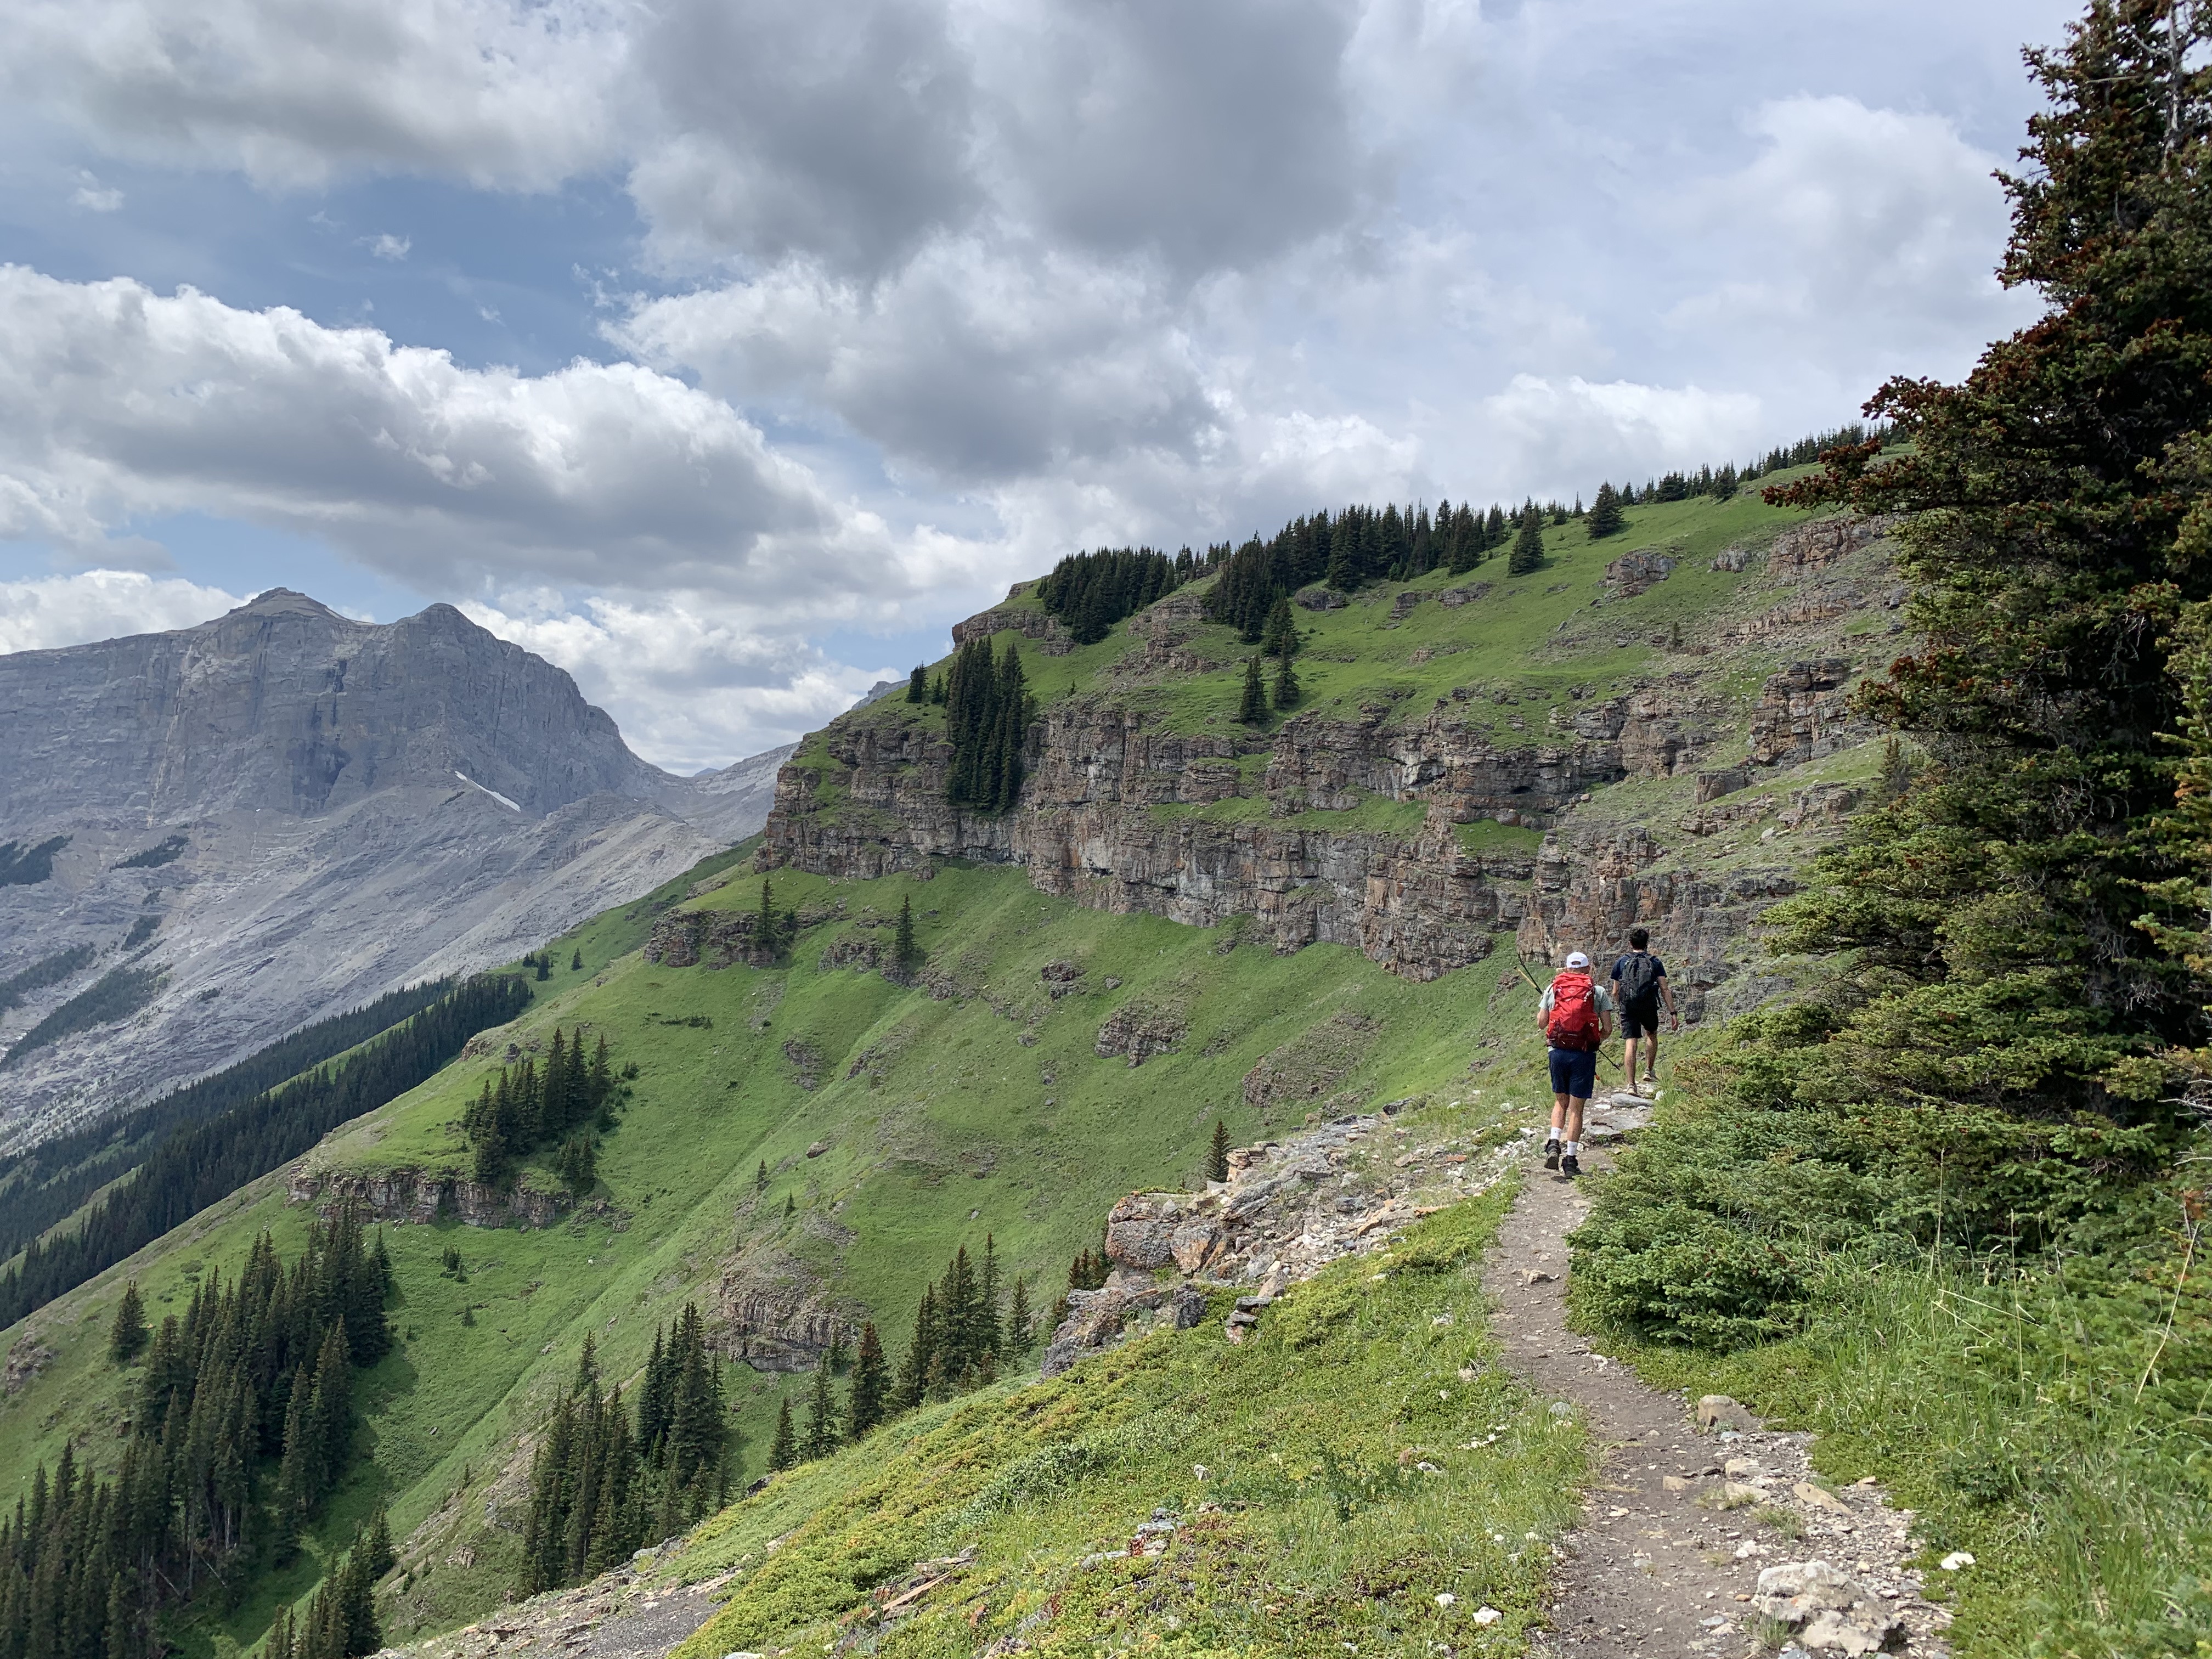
[0,590,787,1144]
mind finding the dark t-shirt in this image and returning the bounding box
[1611,952,1667,1007]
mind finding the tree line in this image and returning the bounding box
[518,1308,728,1596]
[0,974,531,1331]
[766,1237,1040,1476]
[1033,547,1192,643]
[460,1026,616,1187]
[0,977,458,1266]
[941,637,1034,813]
[1202,502,1514,638]
[0,1206,391,1659]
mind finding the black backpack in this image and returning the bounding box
[1616,951,1660,1004]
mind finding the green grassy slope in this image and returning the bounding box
[663,1187,1585,1659]
[0,483,1883,1657]
[0,858,1571,1656]
[786,484,1839,792]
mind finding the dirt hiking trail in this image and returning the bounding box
[1484,1088,1956,1658]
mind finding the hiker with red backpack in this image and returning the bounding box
[1538,950,1615,1179]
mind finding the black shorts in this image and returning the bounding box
[1620,997,1662,1039]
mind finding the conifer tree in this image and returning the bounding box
[906,665,927,703]
[1237,656,1268,725]
[893,895,924,979]
[1323,528,1358,591]
[570,947,583,971]
[556,1132,597,1197]
[845,1322,889,1439]
[1272,652,1300,711]
[1508,501,1545,575]
[1206,1119,1231,1183]
[755,877,783,963]
[766,1397,797,1473]
[801,1359,838,1459]
[1586,482,1624,539]
[1261,595,1297,659]
[534,953,550,982]
[754,1159,769,1192]
[893,1285,936,1410]
[784,1193,795,1217]
[1005,1278,1032,1351]
[108,1281,146,1364]
[359,1506,396,1582]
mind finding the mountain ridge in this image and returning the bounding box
[0,589,792,1144]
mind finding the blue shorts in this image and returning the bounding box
[1548,1046,1597,1100]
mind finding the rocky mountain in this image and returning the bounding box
[0,589,791,1146]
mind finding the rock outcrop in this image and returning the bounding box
[1041,1104,1522,1376]
[287,1165,578,1229]
[754,515,1895,996]
[0,589,792,1144]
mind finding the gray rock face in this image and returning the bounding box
[0,589,790,1146]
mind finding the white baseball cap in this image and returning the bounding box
[1562,951,1590,969]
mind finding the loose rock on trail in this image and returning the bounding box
[1485,1090,1956,1658]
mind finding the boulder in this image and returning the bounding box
[1753,1560,1901,1655]
[1604,550,1678,597]
[1696,1394,1759,1432]
[1105,1192,1189,1270]
[1040,1288,1128,1377]
[1171,1221,1228,1273]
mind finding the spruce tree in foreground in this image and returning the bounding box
[906,664,927,703]
[1237,656,1268,724]
[1272,652,1300,711]
[1508,501,1545,575]
[1206,1119,1231,1183]
[108,1279,146,1364]
[1261,595,1297,658]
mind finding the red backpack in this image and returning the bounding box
[1545,972,1604,1051]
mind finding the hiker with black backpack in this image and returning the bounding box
[1610,926,1679,1095]
[1538,950,1615,1179]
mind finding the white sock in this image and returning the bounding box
[1564,1141,1580,1156]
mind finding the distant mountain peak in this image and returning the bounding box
[233,588,346,620]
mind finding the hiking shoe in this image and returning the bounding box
[1560,1154,1583,1178]
[1542,1138,1561,1170]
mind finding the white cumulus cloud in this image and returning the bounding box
[0,264,924,613]
[1,0,629,189]
[0,569,246,654]
[460,591,890,771]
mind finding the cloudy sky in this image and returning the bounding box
[0,0,2076,772]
